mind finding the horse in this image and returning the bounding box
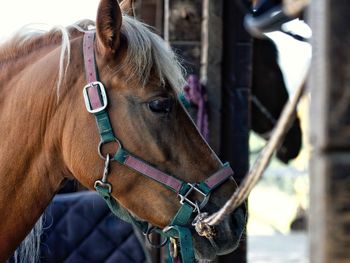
[251,37,302,163]
[246,0,307,38]
[0,0,246,262]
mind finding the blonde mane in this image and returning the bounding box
[0,15,186,97]
[120,15,186,92]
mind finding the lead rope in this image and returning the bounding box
[195,78,307,236]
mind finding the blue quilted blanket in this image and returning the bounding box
[40,191,146,263]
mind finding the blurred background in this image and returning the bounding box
[248,26,311,263]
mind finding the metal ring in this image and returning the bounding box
[145,226,168,248]
[98,139,121,160]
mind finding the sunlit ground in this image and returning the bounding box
[248,233,308,263]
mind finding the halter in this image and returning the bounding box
[82,31,234,263]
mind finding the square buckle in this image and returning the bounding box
[179,183,208,211]
[83,81,108,114]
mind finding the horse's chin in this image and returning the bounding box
[192,206,246,260]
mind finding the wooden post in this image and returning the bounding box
[136,0,164,35]
[309,1,350,263]
[219,0,251,262]
[201,0,223,153]
[167,0,203,75]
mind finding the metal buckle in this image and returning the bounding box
[83,81,108,114]
[179,183,210,212]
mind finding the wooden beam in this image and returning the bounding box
[310,153,350,262]
[167,0,202,75]
[309,0,350,262]
[218,0,252,262]
[136,0,163,35]
[201,0,223,153]
[309,0,350,150]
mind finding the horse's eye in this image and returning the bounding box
[148,98,173,114]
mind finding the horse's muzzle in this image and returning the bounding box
[192,204,246,260]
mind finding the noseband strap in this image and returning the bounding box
[82,31,234,263]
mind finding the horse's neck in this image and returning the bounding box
[0,42,73,261]
[0,155,64,261]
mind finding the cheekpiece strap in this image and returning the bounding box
[83,32,115,144]
[83,31,98,83]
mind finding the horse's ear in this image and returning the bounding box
[120,0,135,17]
[96,0,122,54]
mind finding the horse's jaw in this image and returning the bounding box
[192,205,246,260]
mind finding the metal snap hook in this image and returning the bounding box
[94,154,112,193]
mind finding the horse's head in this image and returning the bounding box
[252,38,302,163]
[62,0,246,260]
